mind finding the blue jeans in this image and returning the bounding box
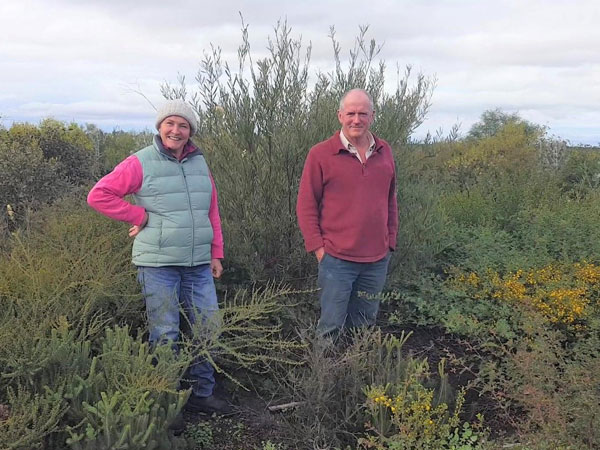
[137,264,218,398]
[317,253,391,336]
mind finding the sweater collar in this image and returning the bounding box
[339,129,376,153]
[330,130,384,155]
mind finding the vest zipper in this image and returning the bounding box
[180,164,195,266]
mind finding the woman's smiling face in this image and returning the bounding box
[158,115,191,154]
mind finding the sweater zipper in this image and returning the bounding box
[180,164,195,266]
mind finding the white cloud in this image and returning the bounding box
[0,0,598,144]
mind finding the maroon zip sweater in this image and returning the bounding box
[296,131,398,263]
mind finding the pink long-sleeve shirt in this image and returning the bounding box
[88,151,224,259]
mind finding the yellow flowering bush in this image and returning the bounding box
[361,383,484,449]
[447,261,600,327]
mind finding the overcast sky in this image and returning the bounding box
[1,0,598,144]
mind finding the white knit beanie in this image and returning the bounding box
[155,99,198,135]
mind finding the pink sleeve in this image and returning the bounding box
[87,155,147,226]
[209,173,225,259]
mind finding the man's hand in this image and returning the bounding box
[129,213,148,237]
[315,247,325,263]
[211,258,223,278]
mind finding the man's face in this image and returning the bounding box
[337,92,374,142]
[158,115,191,153]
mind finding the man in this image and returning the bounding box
[87,99,232,419]
[296,88,398,336]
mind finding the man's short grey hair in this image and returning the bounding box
[339,88,375,111]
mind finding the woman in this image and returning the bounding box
[88,99,231,416]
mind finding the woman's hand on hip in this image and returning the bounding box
[129,212,148,237]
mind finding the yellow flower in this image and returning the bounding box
[446,262,598,328]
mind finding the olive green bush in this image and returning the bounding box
[0,120,97,236]
[0,197,142,449]
[466,109,545,142]
[36,119,95,185]
[0,128,64,232]
[559,148,600,197]
[388,145,451,283]
[0,196,141,397]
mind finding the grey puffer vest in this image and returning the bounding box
[131,136,213,267]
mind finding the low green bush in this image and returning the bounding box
[0,385,66,450]
[273,329,479,449]
[64,326,188,450]
[0,195,304,449]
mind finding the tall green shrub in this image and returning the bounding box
[161,22,434,282]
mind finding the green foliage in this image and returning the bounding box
[388,146,450,283]
[4,18,600,450]
[0,316,94,396]
[0,194,304,448]
[64,326,187,450]
[467,109,545,141]
[559,148,600,196]
[444,122,540,192]
[183,418,248,449]
[184,421,214,448]
[383,111,600,448]
[0,195,142,339]
[0,385,66,450]
[183,283,306,388]
[100,132,138,171]
[538,136,568,169]
[96,130,153,173]
[0,197,144,426]
[0,129,64,231]
[260,441,285,450]
[497,328,600,449]
[0,120,96,234]
[37,119,95,184]
[0,199,168,448]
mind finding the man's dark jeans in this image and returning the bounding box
[316,252,391,336]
